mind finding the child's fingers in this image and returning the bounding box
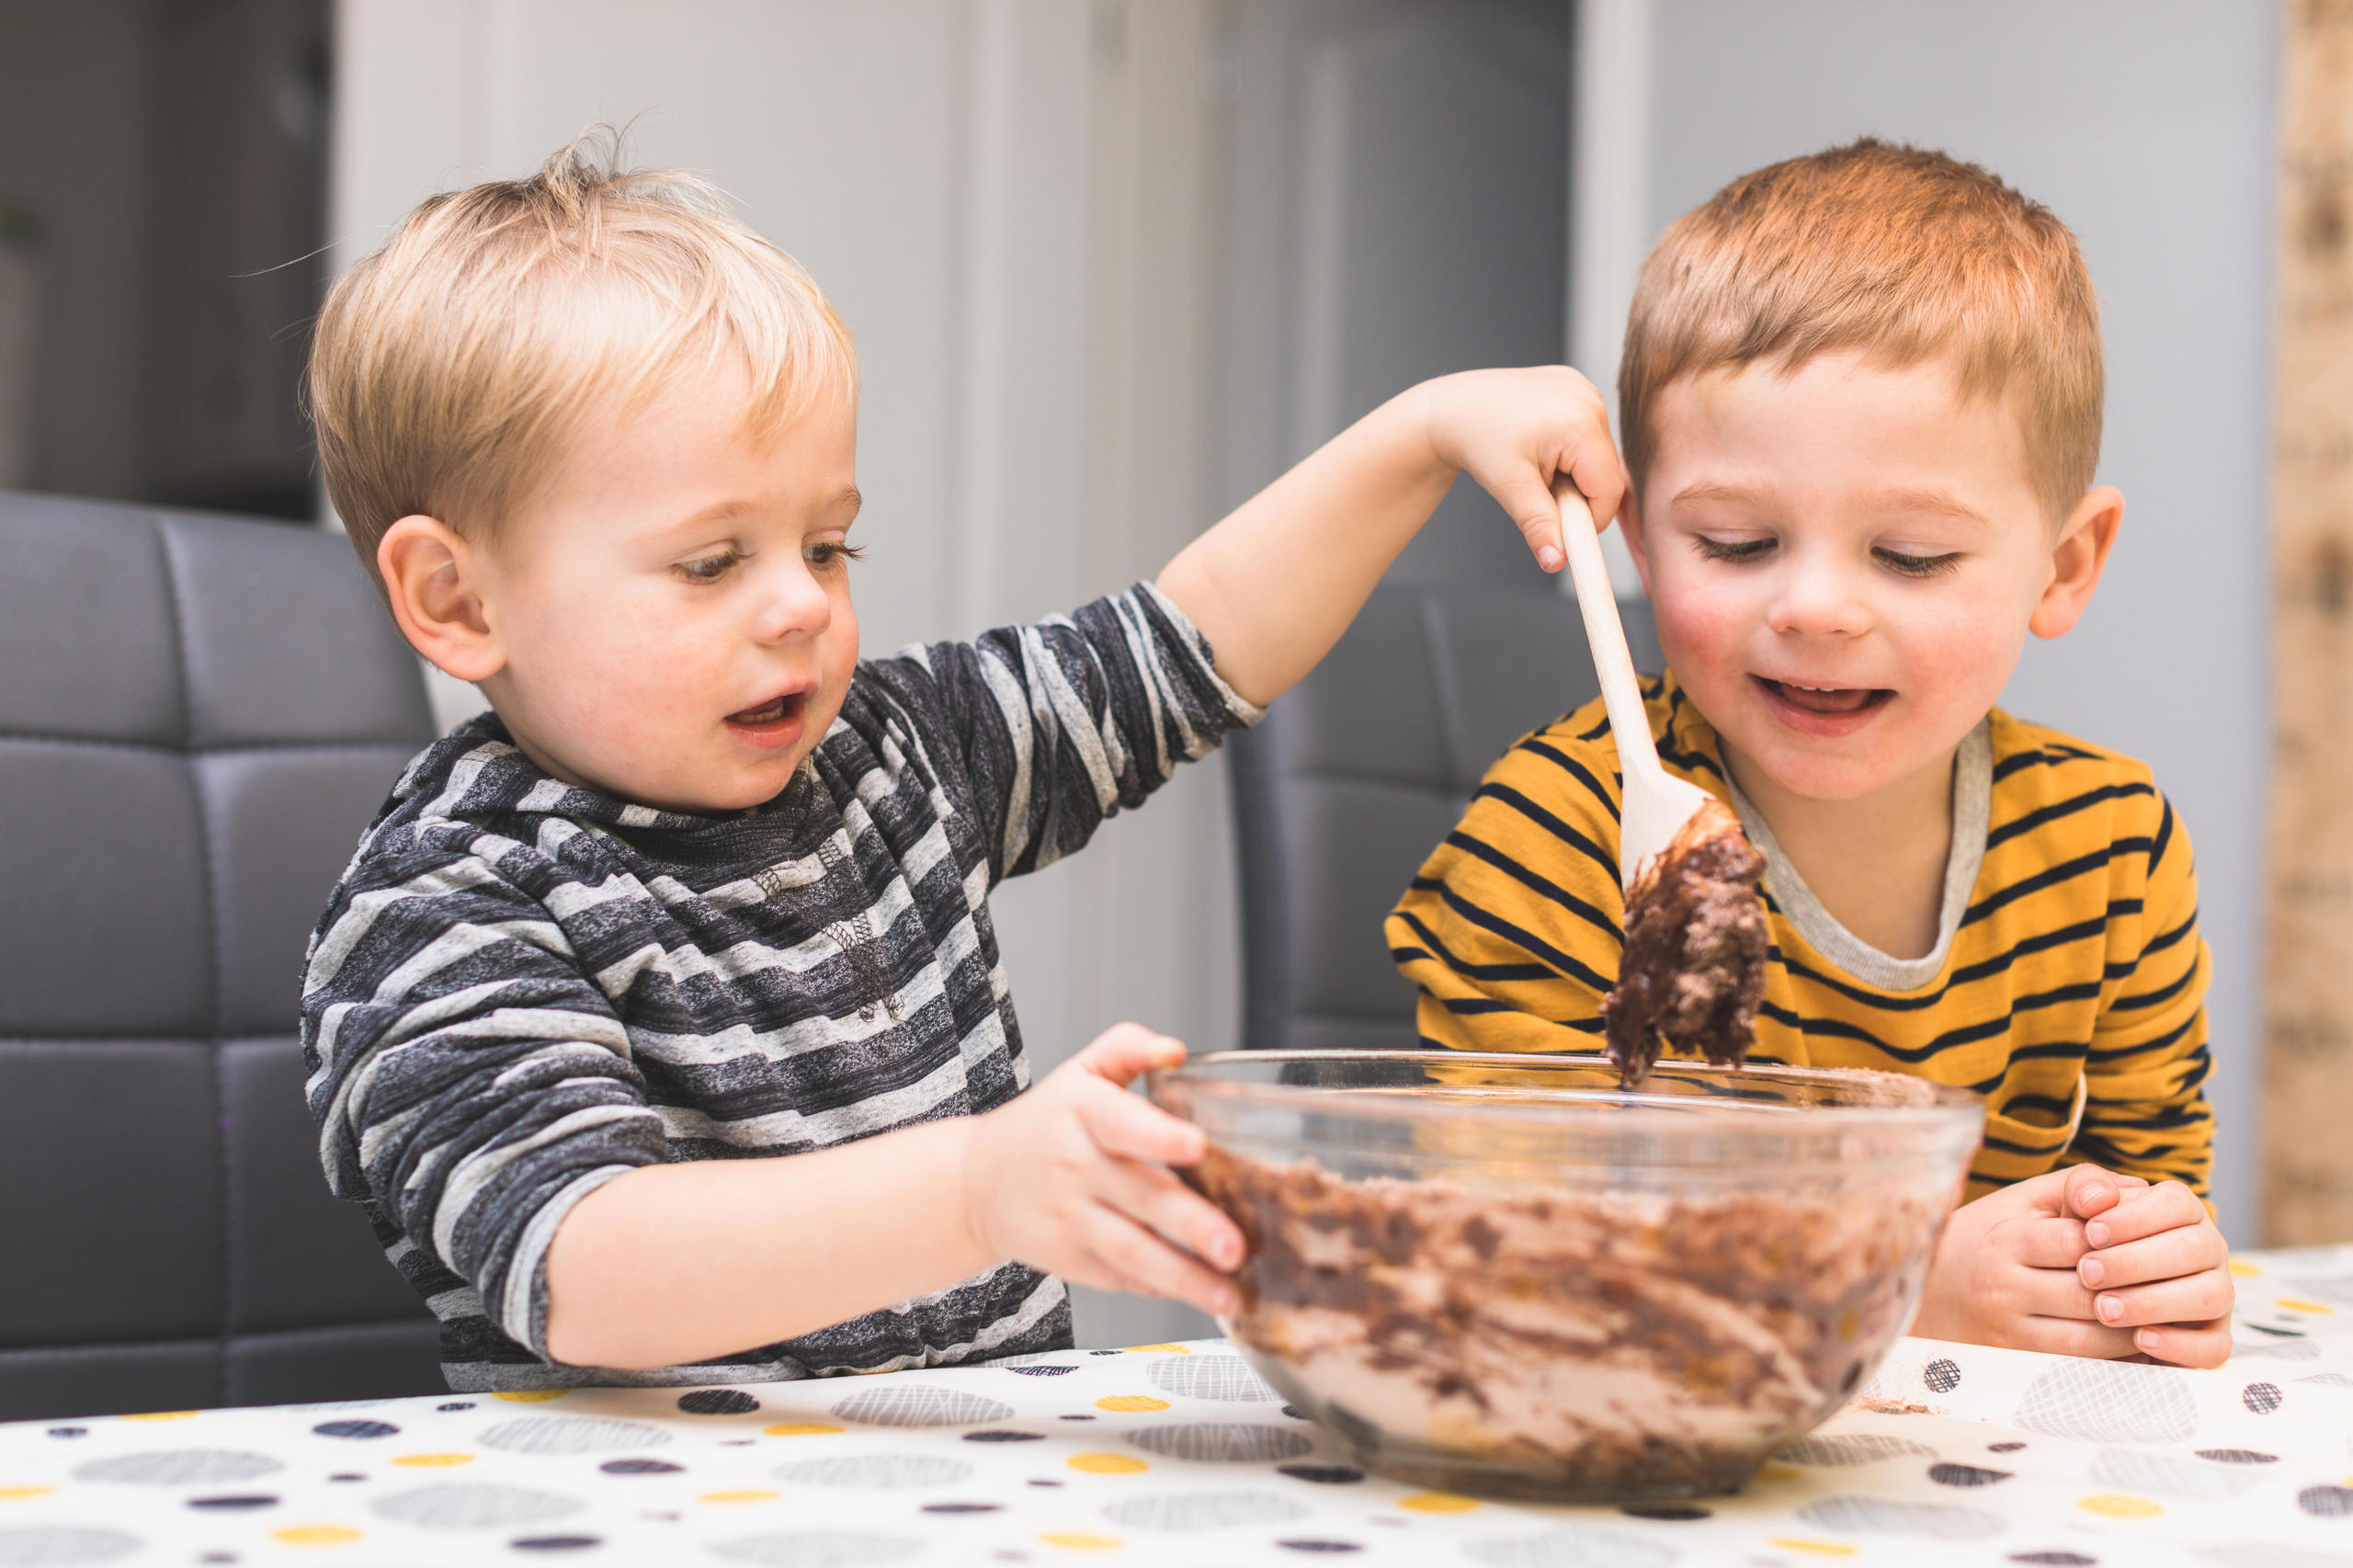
[2131,1317,2233,1369]
[2013,1315,2143,1361]
[1076,1080,1208,1168]
[2009,1215,2094,1269]
[1066,1022,1187,1088]
[1082,1206,1240,1319]
[1096,1155,1245,1273]
[2089,1267,2236,1331]
[2082,1180,2208,1248]
[2010,1264,2100,1324]
[2058,1163,2129,1221]
[2078,1221,2229,1290]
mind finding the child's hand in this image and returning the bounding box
[961,1023,1244,1319]
[1410,366,1627,574]
[1910,1164,2233,1367]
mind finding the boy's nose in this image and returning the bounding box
[753,559,834,642]
[1765,564,1873,639]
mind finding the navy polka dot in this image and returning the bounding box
[1924,1358,1963,1392]
[510,1537,602,1552]
[437,1402,475,1412]
[600,1459,684,1475]
[963,1431,1044,1444]
[923,1503,1005,1514]
[329,1473,366,1483]
[188,1494,278,1511]
[2245,1381,2284,1415]
[1281,1405,1307,1420]
[1988,1442,2027,1453]
[2196,1449,2279,1465]
[45,1426,86,1438]
[1620,1504,1711,1520]
[1088,1349,1123,1356]
[1930,1463,2013,1487]
[1006,1366,1075,1377]
[1278,1543,1363,1554]
[1058,1414,1097,1421]
[1027,1479,1064,1488]
[2006,1555,2097,1566]
[2302,1485,2353,1517]
[676,1389,760,1415]
[313,1419,399,1439]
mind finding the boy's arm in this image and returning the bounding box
[1156,368,1622,708]
[2071,794,2215,1192]
[308,848,1237,1372]
[1387,726,1626,1052]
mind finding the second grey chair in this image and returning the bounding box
[1226,580,1658,1054]
[0,492,445,1420]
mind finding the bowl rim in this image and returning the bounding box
[1151,1049,1985,1135]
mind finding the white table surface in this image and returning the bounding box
[4,1245,2352,1566]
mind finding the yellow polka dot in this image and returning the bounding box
[1397,1492,1481,1513]
[762,1422,845,1437]
[1753,1463,1805,1484]
[1040,1534,1122,1551]
[271,1526,363,1546]
[1067,1452,1149,1474]
[2079,1494,2163,1518]
[121,1410,199,1422]
[0,1487,52,1502]
[2229,1259,2260,1278]
[1095,1395,1170,1413]
[1120,1343,1188,1353]
[491,1390,569,1403]
[698,1489,779,1504]
[390,1453,474,1468]
[2280,1298,2338,1314]
[1768,1541,1857,1558]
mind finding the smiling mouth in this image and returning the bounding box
[1755,677,1893,716]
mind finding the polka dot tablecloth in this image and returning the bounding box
[7,1246,2353,1566]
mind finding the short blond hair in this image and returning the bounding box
[1620,139,2101,518]
[308,127,858,592]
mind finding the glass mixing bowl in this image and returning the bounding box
[1147,1050,1984,1503]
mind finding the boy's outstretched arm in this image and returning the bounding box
[1155,367,1623,707]
[544,1025,1241,1369]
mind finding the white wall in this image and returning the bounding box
[1637,0,2279,1239]
[330,0,1236,1345]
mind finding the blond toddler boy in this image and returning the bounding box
[1392,141,2235,1368]
[299,136,1622,1387]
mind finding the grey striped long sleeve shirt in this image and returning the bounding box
[300,585,1258,1391]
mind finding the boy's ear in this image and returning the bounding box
[2029,485,2124,640]
[1618,483,1658,597]
[378,516,506,682]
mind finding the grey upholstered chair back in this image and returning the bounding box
[0,493,444,1420]
[1227,582,1659,1054]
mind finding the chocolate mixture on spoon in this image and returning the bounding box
[1601,798,1768,1089]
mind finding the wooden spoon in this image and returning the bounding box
[1552,475,1716,889]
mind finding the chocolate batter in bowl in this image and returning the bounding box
[1148,1051,1983,1503]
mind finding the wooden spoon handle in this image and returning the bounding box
[1552,475,1664,782]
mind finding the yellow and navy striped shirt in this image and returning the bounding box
[1387,675,2212,1200]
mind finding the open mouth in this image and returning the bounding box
[723,690,811,750]
[1754,677,1893,717]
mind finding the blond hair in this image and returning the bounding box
[1620,139,2101,518]
[308,127,857,592]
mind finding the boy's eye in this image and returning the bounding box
[1875,547,1962,578]
[676,547,745,584]
[805,540,868,571]
[1692,535,1774,563]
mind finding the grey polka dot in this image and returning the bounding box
[1126,1424,1314,1463]
[2090,1448,2261,1501]
[1462,1527,1677,1567]
[2014,1359,2198,1444]
[73,1450,283,1485]
[2280,1275,2353,1306]
[370,1483,585,1531]
[1146,1356,1278,1403]
[774,1455,974,1489]
[1774,1433,1935,1467]
[710,1533,926,1567]
[1103,1491,1309,1531]
[479,1416,674,1455]
[1798,1495,2006,1541]
[0,1528,142,1566]
[2233,1337,2323,1361]
[829,1387,1014,1427]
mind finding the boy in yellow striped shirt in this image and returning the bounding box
[1390,142,2233,1367]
